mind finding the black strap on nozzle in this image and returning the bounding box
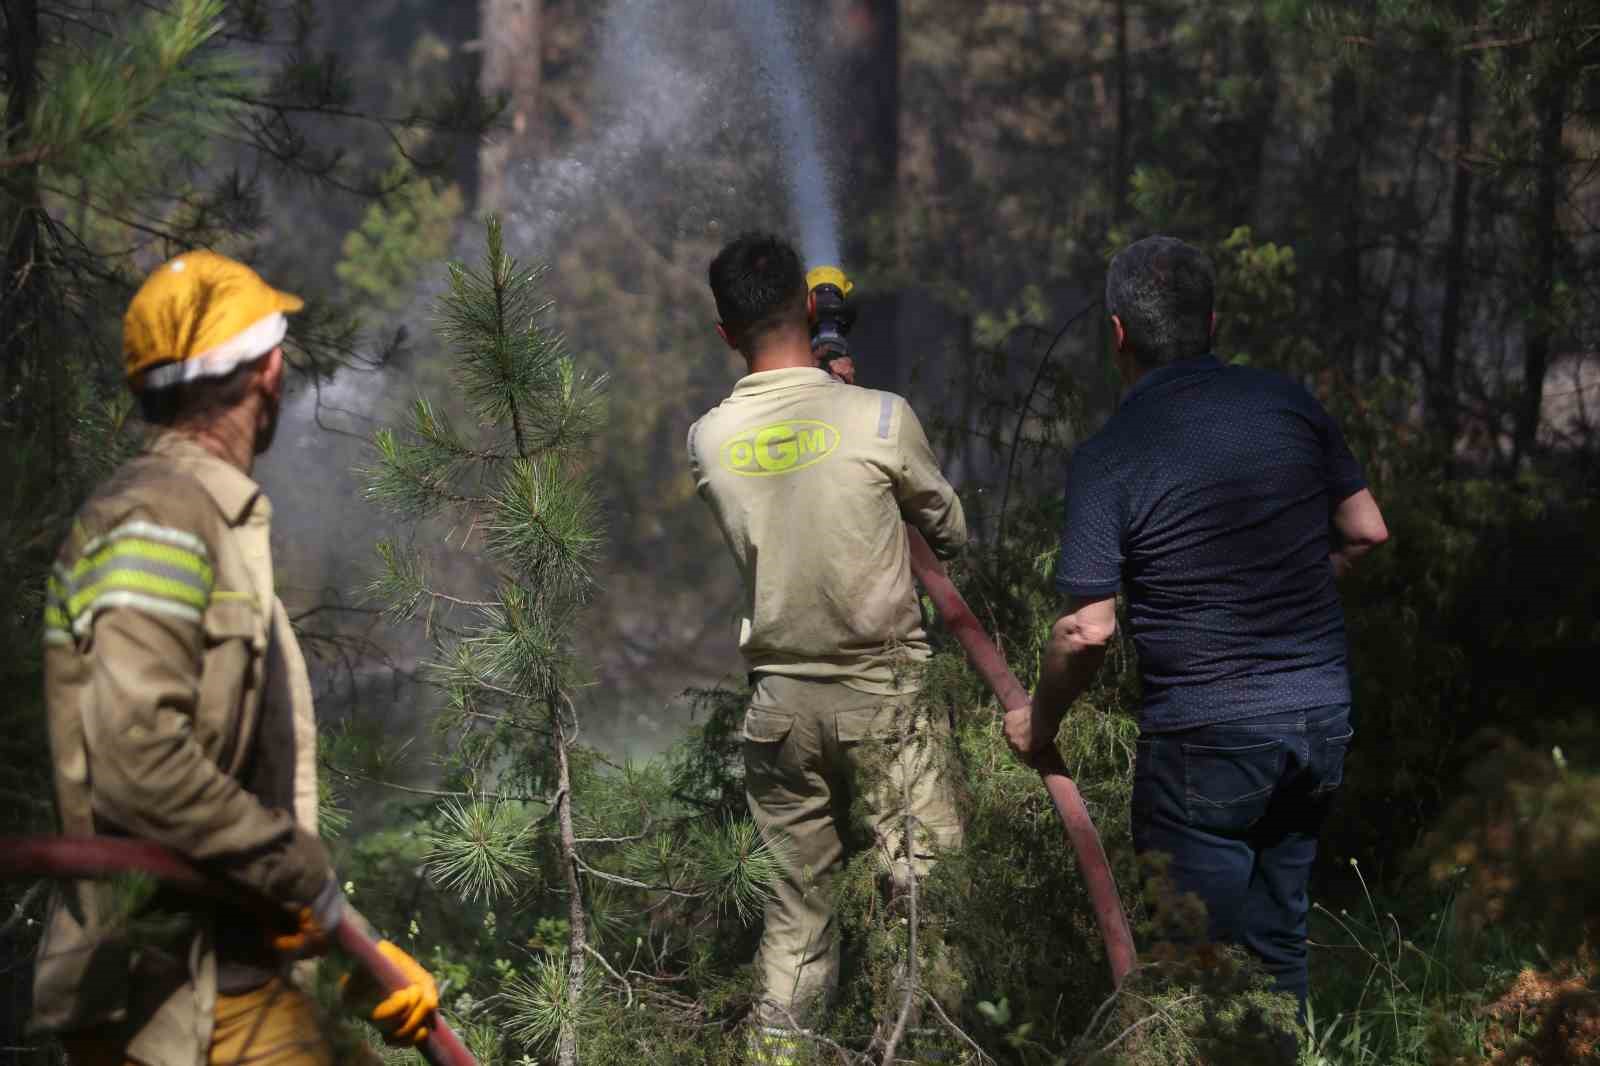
[810,282,856,362]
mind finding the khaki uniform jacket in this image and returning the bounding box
[33,434,329,1066]
[688,368,967,692]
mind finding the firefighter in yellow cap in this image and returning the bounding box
[32,251,438,1066]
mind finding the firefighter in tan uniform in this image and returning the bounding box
[688,234,967,1062]
[33,252,437,1066]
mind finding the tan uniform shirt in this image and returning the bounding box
[34,434,327,1066]
[688,367,967,693]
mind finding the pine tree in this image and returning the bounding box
[362,219,785,1065]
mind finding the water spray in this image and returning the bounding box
[731,1,842,268]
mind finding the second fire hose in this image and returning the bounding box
[808,262,1137,986]
[906,527,1136,986]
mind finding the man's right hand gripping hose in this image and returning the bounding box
[342,941,441,1046]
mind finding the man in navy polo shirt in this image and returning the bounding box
[1003,236,1390,1016]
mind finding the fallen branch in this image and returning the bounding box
[583,943,633,1008]
[879,740,921,1066]
[922,991,995,1065]
[768,1003,870,1065]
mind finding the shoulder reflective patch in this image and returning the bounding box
[719,420,840,477]
[57,520,214,635]
[43,567,72,646]
[877,394,894,439]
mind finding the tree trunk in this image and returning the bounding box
[1112,0,1128,225]
[830,0,902,386]
[1325,62,1369,382]
[478,0,543,214]
[1434,17,1476,459]
[1513,73,1567,467]
[553,699,587,1066]
[1,0,42,419]
[833,0,898,260]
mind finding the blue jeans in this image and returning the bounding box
[1132,705,1352,1012]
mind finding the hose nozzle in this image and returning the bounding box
[806,265,856,368]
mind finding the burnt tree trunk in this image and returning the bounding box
[830,0,902,387]
[1434,17,1476,457]
[1513,73,1567,468]
[833,0,898,257]
[1113,0,1129,226]
[1324,62,1371,384]
[1,0,42,421]
[478,0,543,214]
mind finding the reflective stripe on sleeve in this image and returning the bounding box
[55,521,214,636]
[43,568,72,645]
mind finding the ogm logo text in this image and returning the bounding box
[720,420,840,477]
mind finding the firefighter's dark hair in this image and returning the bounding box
[708,232,808,353]
[136,354,265,426]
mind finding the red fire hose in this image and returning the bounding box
[906,526,1137,986]
[0,836,476,1066]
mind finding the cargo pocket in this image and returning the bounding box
[1182,738,1283,834]
[742,706,795,746]
[1310,729,1354,799]
[201,595,265,773]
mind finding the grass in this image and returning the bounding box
[1298,860,1552,1066]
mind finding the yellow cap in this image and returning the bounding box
[123,250,304,389]
[805,265,853,298]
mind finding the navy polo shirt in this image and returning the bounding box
[1057,355,1367,731]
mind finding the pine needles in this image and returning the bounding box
[424,799,541,903]
[504,954,597,1052]
[696,818,787,925]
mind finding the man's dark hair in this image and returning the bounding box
[136,356,262,425]
[1105,236,1215,368]
[708,232,808,352]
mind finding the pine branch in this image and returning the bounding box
[437,217,568,456]
[366,539,429,623]
[16,0,239,175]
[456,588,570,700]
[364,427,489,521]
[582,944,634,1008]
[573,854,703,900]
[486,459,602,600]
[320,758,551,805]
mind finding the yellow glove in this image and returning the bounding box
[267,881,342,959]
[343,941,439,1046]
[268,905,332,959]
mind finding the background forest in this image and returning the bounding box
[2,1,1597,1064]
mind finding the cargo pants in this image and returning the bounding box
[63,978,338,1066]
[742,673,964,1034]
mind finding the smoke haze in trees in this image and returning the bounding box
[259,0,851,767]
